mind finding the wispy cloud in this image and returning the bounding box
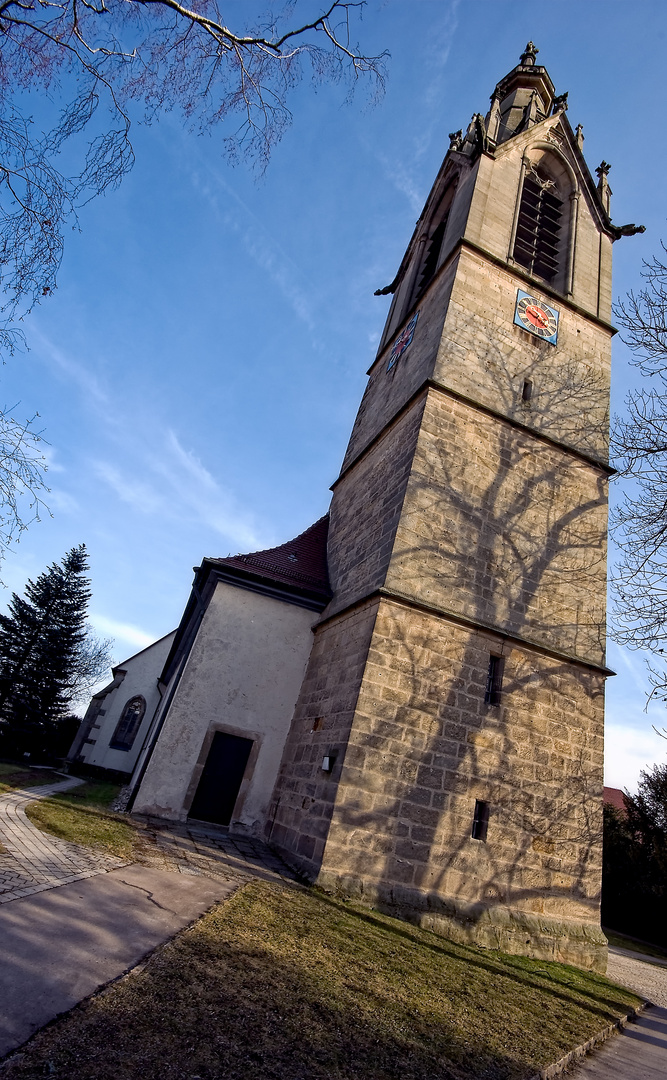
[91,430,262,552]
[189,164,319,333]
[148,429,262,549]
[92,462,163,515]
[604,721,666,793]
[29,327,109,406]
[42,447,65,474]
[89,613,156,652]
[47,489,80,514]
[32,326,267,552]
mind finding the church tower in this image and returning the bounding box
[269,45,642,971]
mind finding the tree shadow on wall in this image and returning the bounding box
[323,308,610,939]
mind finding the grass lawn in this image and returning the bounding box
[605,929,667,962]
[0,761,62,794]
[24,781,140,861]
[1,880,641,1080]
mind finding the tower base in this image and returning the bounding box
[314,867,608,973]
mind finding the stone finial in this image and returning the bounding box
[448,130,463,151]
[520,42,539,67]
[575,124,584,150]
[596,162,612,214]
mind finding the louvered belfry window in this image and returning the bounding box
[513,168,563,283]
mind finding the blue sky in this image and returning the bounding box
[3,0,667,790]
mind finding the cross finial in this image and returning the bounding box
[520,42,538,67]
[596,161,611,179]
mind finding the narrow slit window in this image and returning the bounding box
[485,655,504,706]
[522,379,533,403]
[471,800,490,842]
[513,169,563,283]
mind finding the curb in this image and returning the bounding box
[528,1001,650,1079]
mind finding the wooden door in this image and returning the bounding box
[189,731,253,826]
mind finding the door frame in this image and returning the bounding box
[183,722,263,824]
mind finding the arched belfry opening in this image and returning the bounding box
[411,178,458,307]
[513,164,564,283]
[511,148,577,294]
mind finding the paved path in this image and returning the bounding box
[571,947,667,1077]
[0,863,237,1058]
[134,814,301,886]
[0,789,300,1060]
[571,1006,667,1078]
[607,946,667,1007]
[0,777,125,903]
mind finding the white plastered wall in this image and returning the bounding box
[132,581,315,835]
[79,631,176,774]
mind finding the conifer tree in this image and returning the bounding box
[0,545,111,755]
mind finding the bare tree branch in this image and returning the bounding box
[0,0,387,351]
[611,245,667,699]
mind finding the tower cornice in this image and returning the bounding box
[332,375,614,496]
[313,588,615,678]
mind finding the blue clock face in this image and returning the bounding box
[514,289,559,345]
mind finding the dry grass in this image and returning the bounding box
[0,761,62,794]
[25,782,140,861]
[1,880,641,1080]
[605,929,667,962]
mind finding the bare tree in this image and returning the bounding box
[612,247,667,698]
[70,628,114,704]
[0,406,47,574]
[0,1,387,356]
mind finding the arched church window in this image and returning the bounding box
[513,166,564,284]
[110,695,146,751]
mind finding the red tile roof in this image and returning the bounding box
[603,786,628,814]
[207,515,331,602]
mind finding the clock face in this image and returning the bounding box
[514,289,559,344]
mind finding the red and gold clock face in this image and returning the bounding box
[514,290,559,344]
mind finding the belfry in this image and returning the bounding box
[75,45,644,971]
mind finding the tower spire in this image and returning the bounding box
[486,40,555,145]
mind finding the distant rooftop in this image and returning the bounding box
[603,786,627,814]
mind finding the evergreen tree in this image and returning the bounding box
[602,763,667,945]
[0,545,111,757]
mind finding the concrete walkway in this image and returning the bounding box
[134,814,302,886]
[0,863,238,1057]
[571,948,667,1077]
[0,777,125,903]
[0,784,301,1061]
[607,946,667,1007]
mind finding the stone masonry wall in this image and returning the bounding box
[342,259,456,471]
[326,395,425,617]
[315,598,607,969]
[387,387,609,667]
[435,249,611,462]
[268,597,380,879]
